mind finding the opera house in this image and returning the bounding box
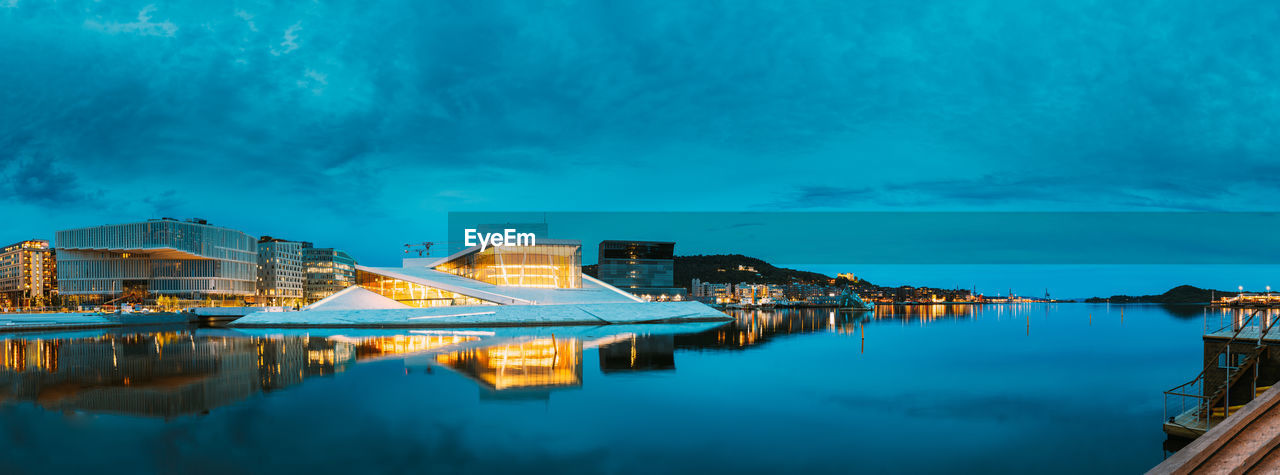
[232,239,729,327]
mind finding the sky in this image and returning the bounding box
[2,1,1278,296]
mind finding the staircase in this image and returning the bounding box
[1164,309,1277,437]
[1202,347,1267,419]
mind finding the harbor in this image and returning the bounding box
[0,304,1208,473]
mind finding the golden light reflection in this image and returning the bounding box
[435,338,582,390]
[353,334,479,358]
[0,330,489,418]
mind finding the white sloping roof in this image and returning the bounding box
[355,264,641,305]
[304,286,411,311]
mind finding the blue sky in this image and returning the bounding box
[1,1,1277,296]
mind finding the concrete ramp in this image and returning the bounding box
[304,286,410,311]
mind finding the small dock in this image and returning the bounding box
[1163,308,1280,440]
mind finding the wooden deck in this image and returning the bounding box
[1151,385,1280,474]
[1204,327,1280,342]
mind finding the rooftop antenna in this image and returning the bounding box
[403,242,434,257]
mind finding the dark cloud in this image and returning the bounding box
[1,0,1278,258]
[2,151,101,207]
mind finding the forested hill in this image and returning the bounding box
[1084,285,1232,304]
[584,254,840,290]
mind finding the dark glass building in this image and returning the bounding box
[302,246,357,303]
[596,240,686,301]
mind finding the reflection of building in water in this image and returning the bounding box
[871,303,979,323]
[676,309,851,350]
[0,333,259,418]
[675,306,978,351]
[3,339,60,373]
[353,334,477,360]
[434,338,582,392]
[0,332,459,418]
[599,335,675,373]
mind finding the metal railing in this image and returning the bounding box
[1163,308,1274,431]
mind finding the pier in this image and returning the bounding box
[1162,309,1280,439]
[0,312,192,333]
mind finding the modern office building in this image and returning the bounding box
[596,240,686,301]
[301,245,357,303]
[0,240,57,309]
[256,237,305,306]
[55,218,258,303]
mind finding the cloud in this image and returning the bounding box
[770,173,1245,211]
[1,0,1279,258]
[272,21,301,56]
[1,152,100,207]
[83,5,178,37]
[234,10,257,32]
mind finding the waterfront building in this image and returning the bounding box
[302,245,356,303]
[256,237,305,307]
[692,280,734,302]
[596,240,686,301]
[0,240,57,309]
[435,238,582,289]
[55,218,258,304]
[344,239,591,309]
[233,236,727,327]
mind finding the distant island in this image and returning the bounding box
[587,254,1238,305]
[1084,285,1232,304]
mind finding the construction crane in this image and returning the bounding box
[403,241,434,257]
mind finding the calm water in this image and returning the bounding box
[0,304,1211,474]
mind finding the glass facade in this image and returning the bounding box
[55,219,258,300]
[436,243,582,289]
[597,241,682,300]
[357,270,495,307]
[303,247,356,303]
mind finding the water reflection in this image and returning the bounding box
[434,338,583,393]
[682,304,993,350]
[0,305,1068,418]
[0,331,478,418]
[414,331,687,399]
[0,305,1211,473]
[600,335,675,373]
